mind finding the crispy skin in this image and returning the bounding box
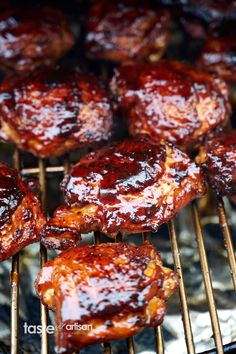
[197,130,236,201]
[0,163,46,261]
[198,36,236,82]
[85,0,170,63]
[35,242,179,353]
[41,140,205,249]
[0,6,74,72]
[110,61,231,149]
[0,67,113,157]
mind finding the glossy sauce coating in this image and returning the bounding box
[197,130,236,201]
[0,5,74,72]
[198,36,236,82]
[41,139,205,249]
[35,242,179,353]
[0,67,113,157]
[0,163,46,261]
[85,0,170,63]
[110,60,231,149]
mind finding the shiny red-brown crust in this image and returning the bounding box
[0,163,46,261]
[40,139,206,249]
[110,61,231,148]
[197,130,236,201]
[0,67,113,157]
[85,0,170,63]
[198,36,236,82]
[0,6,74,72]
[35,242,179,352]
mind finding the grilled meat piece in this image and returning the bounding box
[0,163,45,261]
[198,35,236,82]
[0,6,74,72]
[180,1,236,39]
[41,139,205,249]
[35,242,179,352]
[197,130,236,201]
[85,0,170,63]
[110,61,231,149]
[0,67,113,158]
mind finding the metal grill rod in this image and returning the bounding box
[142,232,164,354]
[168,219,195,354]
[38,158,49,354]
[94,231,112,354]
[155,327,164,354]
[21,165,65,176]
[216,198,236,290]
[10,149,20,354]
[192,202,223,354]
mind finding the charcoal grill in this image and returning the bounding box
[7,144,236,354]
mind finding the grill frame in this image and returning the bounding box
[9,148,236,354]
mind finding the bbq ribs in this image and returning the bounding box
[0,67,113,157]
[41,139,205,249]
[110,61,231,149]
[0,163,45,261]
[35,242,179,352]
[0,5,74,72]
[197,130,236,202]
[85,0,170,63]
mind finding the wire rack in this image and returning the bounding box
[9,147,236,354]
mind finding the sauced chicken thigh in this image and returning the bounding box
[35,242,179,353]
[110,61,231,149]
[197,130,236,202]
[0,163,45,261]
[198,35,236,82]
[85,0,170,63]
[0,6,74,72]
[180,1,236,39]
[0,67,113,157]
[40,139,205,249]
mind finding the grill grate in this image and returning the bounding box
[9,148,236,354]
